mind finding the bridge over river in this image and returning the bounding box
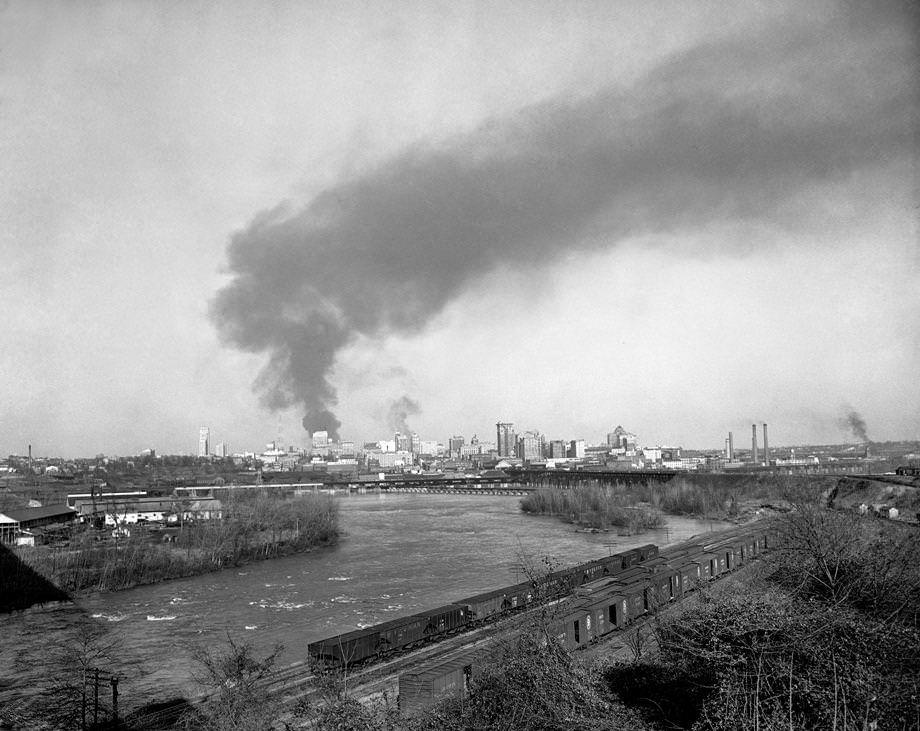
[342,468,680,495]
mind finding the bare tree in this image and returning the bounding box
[182,634,283,731]
[21,618,122,730]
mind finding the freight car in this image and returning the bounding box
[308,543,660,669]
[394,524,772,716]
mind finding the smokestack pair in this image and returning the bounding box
[751,423,770,465]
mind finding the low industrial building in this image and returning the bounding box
[0,505,77,543]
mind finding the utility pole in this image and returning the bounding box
[93,668,99,726]
[110,676,118,724]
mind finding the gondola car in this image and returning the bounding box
[395,524,773,714]
[376,604,468,655]
[462,582,533,623]
[308,627,380,667]
[309,532,767,670]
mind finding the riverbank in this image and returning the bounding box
[8,493,339,597]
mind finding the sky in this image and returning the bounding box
[1,0,918,457]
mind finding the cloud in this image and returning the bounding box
[211,4,918,439]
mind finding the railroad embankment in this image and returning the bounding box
[599,508,920,730]
[829,473,920,517]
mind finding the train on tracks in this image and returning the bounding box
[307,543,659,668]
[397,523,775,715]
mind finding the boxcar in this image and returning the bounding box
[615,566,653,585]
[618,548,643,568]
[615,579,652,619]
[553,599,603,651]
[583,585,629,633]
[703,541,734,574]
[672,559,702,593]
[681,551,716,581]
[575,575,621,599]
[399,647,481,716]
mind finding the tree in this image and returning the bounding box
[181,635,283,731]
[21,618,122,730]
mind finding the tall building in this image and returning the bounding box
[395,432,411,453]
[214,442,229,458]
[496,422,515,457]
[516,431,544,461]
[448,435,465,458]
[311,430,329,448]
[410,432,421,455]
[607,426,637,452]
[569,439,585,459]
[549,440,567,458]
[197,427,210,457]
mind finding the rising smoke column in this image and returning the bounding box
[387,395,421,435]
[210,6,918,439]
[841,410,870,443]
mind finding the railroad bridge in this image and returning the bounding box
[342,469,679,496]
[516,468,678,488]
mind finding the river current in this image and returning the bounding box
[2,493,724,711]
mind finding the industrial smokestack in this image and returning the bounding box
[763,423,770,465]
[752,424,759,464]
[28,444,32,476]
[725,438,730,459]
[728,431,734,461]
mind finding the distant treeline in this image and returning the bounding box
[521,474,828,527]
[14,493,338,594]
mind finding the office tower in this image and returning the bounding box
[395,432,411,453]
[516,431,544,461]
[550,440,567,458]
[496,422,515,457]
[449,435,465,458]
[311,430,329,448]
[198,427,210,457]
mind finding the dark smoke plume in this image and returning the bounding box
[841,410,870,443]
[210,7,917,439]
[387,395,421,435]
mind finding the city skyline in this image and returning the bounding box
[2,1,918,457]
[2,414,899,462]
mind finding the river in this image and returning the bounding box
[1,493,725,713]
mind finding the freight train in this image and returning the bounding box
[307,543,659,668]
[398,523,775,715]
